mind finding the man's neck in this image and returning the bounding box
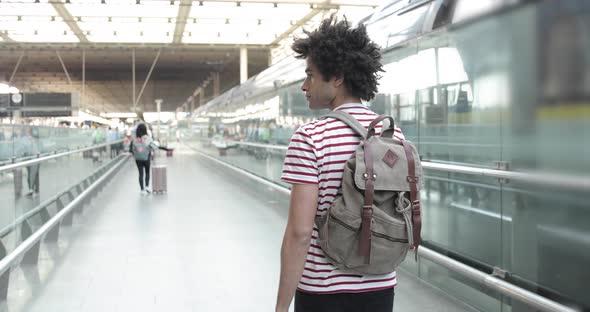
[329,95,362,110]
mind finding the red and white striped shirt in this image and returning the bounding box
[281,103,405,294]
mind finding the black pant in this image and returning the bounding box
[295,287,394,312]
[26,164,40,193]
[135,160,150,190]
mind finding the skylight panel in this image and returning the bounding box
[0,0,383,44]
[189,2,308,20]
[0,1,56,15]
[78,15,175,43]
[0,2,70,41]
[66,0,178,18]
[10,29,79,43]
[183,19,289,45]
[337,5,375,24]
[87,32,171,43]
[183,33,272,45]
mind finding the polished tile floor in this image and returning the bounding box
[4,146,479,312]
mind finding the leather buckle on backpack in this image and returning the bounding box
[406,176,419,184]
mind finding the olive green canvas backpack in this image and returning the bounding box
[315,110,423,274]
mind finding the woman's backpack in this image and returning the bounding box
[132,137,150,161]
[315,110,423,274]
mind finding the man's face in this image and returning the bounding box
[301,58,336,110]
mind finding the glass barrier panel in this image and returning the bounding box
[184,135,289,189]
[0,168,20,255]
[0,142,123,257]
[0,124,16,163]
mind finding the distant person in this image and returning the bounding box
[108,127,120,158]
[92,126,106,163]
[275,16,404,312]
[129,123,159,195]
[21,127,40,197]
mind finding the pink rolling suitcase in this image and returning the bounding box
[151,165,167,194]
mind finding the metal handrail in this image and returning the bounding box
[188,143,579,312]
[202,139,589,192]
[232,141,288,150]
[423,162,588,192]
[0,140,124,174]
[418,248,577,312]
[0,153,128,239]
[0,145,93,166]
[0,154,129,278]
[0,186,70,238]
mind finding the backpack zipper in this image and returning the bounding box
[329,213,408,244]
[373,231,408,243]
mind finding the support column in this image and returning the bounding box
[240,47,248,84]
[132,49,136,113]
[199,88,205,107]
[213,72,220,97]
[155,99,162,140]
[82,49,85,111]
[191,97,195,113]
[12,110,22,124]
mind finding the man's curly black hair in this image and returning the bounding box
[292,16,383,101]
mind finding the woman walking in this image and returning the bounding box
[129,123,159,195]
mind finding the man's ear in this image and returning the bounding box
[331,73,345,88]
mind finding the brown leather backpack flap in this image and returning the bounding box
[353,137,423,192]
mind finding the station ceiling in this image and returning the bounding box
[0,0,382,113]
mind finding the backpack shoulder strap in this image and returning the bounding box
[324,110,367,139]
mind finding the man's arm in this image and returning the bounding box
[276,183,319,312]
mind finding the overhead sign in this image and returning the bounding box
[24,93,70,107]
[0,94,8,107]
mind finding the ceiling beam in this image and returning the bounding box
[8,52,25,85]
[0,42,270,51]
[50,2,89,43]
[0,32,15,43]
[134,49,162,107]
[173,0,193,44]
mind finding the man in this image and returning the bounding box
[275,16,405,312]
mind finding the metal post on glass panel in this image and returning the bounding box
[68,187,76,202]
[60,198,73,226]
[78,196,90,214]
[20,220,40,266]
[45,205,60,243]
[0,241,9,301]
